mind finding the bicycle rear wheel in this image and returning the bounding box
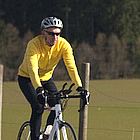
[17,121,31,140]
[53,121,77,140]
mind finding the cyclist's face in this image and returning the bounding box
[42,27,61,47]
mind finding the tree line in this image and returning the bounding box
[0,0,140,81]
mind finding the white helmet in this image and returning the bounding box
[41,17,63,30]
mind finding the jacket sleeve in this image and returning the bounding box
[26,41,42,89]
[62,42,82,88]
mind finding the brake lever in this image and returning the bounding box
[78,90,90,112]
[78,102,85,112]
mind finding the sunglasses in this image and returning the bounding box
[44,30,61,36]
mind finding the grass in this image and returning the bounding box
[2,79,140,140]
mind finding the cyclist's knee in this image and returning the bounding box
[32,103,44,114]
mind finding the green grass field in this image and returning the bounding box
[2,79,140,140]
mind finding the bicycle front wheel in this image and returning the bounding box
[17,121,31,140]
[53,121,77,140]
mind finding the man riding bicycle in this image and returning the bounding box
[18,17,84,140]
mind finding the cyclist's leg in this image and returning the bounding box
[18,75,44,140]
[41,78,60,125]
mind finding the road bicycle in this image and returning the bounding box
[17,83,90,140]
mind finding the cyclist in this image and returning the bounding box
[18,17,84,140]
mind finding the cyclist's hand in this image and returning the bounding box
[76,87,90,105]
[36,87,46,105]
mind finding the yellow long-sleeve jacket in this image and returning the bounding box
[18,35,82,89]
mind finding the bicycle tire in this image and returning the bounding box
[17,121,31,140]
[52,121,77,140]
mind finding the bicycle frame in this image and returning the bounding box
[44,104,68,140]
[17,83,89,140]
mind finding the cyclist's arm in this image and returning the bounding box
[62,42,82,88]
[26,42,42,89]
